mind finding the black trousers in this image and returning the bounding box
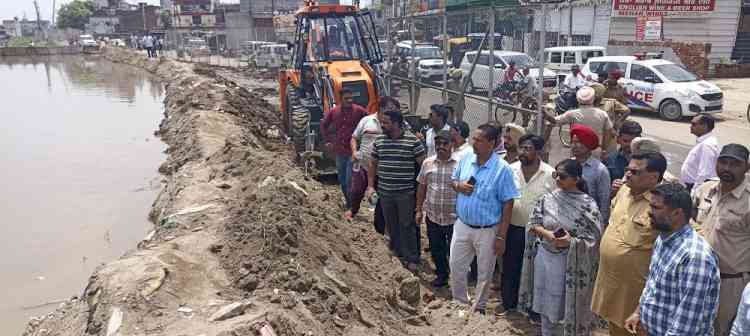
[426,216,453,278]
[380,191,419,264]
[500,224,526,310]
[373,199,386,235]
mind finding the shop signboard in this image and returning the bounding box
[635,15,662,41]
[613,0,715,17]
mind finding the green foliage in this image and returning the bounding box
[57,0,94,30]
[7,37,33,47]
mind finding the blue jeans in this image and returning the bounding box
[335,155,352,209]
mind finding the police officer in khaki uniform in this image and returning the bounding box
[691,143,750,336]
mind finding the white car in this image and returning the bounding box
[460,50,557,92]
[582,56,723,121]
[395,42,448,81]
[79,34,97,47]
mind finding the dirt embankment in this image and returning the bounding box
[22,49,534,336]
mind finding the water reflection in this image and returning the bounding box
[0,56,165,335]
[0,55,164,103]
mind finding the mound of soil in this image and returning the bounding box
[23,48,539,336]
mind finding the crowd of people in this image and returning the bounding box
[318,78,750,335]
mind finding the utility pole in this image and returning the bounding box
[536,3,547,136]
[33,0,47,41]
[51,0,56,26]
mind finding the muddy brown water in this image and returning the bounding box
[0,56,165,334]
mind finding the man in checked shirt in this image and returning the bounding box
[624,183,720,336]
[416,130,458,288]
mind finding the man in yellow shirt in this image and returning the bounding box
[591,151,667,336]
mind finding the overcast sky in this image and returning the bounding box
[2,0,366,22]
[1,0,159,22]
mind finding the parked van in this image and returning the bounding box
[255,44,291,68]
[544,46,606,82]
[460,50,557,92]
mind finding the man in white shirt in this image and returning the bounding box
[450,120,473,161]
[562,65,588,93]
[502,134,555,313]
[422,105,451,158]
[680,114,719,193]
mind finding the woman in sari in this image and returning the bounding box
[518,159,602,336]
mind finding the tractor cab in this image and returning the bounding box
[280,1,385,176]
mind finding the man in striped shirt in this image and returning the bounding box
[367,109,426,271]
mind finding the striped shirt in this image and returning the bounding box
[639,224,720,336]
[451,152,519,227]
[372,131,426,193]
[417,155,459,226]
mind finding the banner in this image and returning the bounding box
[613,0,715,17]
[636,16,662,41]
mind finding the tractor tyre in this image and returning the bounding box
[286,88,310,158]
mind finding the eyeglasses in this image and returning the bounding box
[552,171,570,180]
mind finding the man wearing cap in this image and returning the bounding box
[570,124,611,223]
[604,69,627,105]
[546,86,614,155]
[691,144,750,335]
[592,82,631,154]
[501,123,526,164]
[416,130,459,288]
[592,151,667,336]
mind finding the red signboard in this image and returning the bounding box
[613,0,715,17]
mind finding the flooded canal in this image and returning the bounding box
[0,56,165,334]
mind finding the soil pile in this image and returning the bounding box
[22,48,536,336]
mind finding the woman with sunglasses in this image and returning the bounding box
[518,159,603,336]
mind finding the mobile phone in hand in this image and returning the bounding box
[467,176,476,185]
[553,228,566,238]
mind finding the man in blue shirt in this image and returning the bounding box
[450,124,519,312]
[625,183,720,336]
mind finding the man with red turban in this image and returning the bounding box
[604,69,627,105]
[571,124,612,224]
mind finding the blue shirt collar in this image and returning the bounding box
[471,151,499,169]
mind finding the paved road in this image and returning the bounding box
[403,85,750,178]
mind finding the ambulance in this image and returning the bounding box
[581,55,723,121]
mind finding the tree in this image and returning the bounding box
[56,0,94,30]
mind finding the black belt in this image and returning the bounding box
[720,272,749,279]
[464,223,497,229]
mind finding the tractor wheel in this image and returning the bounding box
[286,88,309,158]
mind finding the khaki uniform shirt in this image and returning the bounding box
[554,106,614,147]
[591,185,657,327]
[598,98,630,152]
[604,83,627,105]
[692,179,750,275]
